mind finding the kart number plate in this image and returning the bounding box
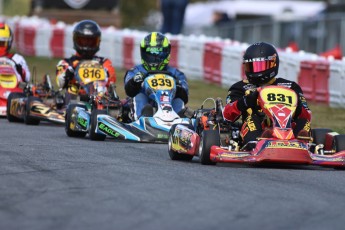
[260,87,297,107]
[0,74,17,88]
[77,62,106,84]
[147,74,175,90]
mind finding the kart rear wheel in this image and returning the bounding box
[89,109,107,141]
[312,128,333,145]
[199,130,220,165]
[24,96,41,125]
[333,134,345,152]
[65,103,87,138]
[6,92,25,122]
[168,124,194,161]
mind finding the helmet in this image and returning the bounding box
[73,20,101,58]
[243,42,279,86]
[140,32,171,71]
[0,23,13,56]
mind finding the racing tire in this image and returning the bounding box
[89,109,107,141]
[24,96,41,125]
[168,124,194,161]
[65,103,87,138]
[312,128,333,145]
[6,92,25,122]
[199,130,220,165]
[332,135,345,170]
[333,134,345,152]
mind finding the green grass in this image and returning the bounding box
[3,0,30,16]
[23,55,345,133]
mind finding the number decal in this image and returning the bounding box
[147,75,175,90]
[266,93,294,105]
[77,61,106,84]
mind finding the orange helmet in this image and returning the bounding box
[0,23,13,56]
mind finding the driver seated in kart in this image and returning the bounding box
[0,23,30,83]
[223,42,312,147]
[56,20,117,103]
[124,32,191,120]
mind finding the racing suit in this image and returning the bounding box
[1,53,30,83]
[56,54,116,106]
[56,54,116,89]
[223,78,312,144]
[124,64,188,120]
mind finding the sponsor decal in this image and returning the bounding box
[303,121,311,132]
[266,141,305,149]
[245,116,257,132]
[146,47,163,54]
[64,0,90,9]
[157,133,169,139]
[171,126,193,150]
[77,116,88,128]
[98,122,120,137]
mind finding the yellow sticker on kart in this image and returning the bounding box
[260,86,297,107]
[0,74,17,88]
[147,74,175,90]
[77,62,106,84]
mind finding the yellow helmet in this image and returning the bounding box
[0,23,13,56]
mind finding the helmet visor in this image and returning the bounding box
[75,36,100,49]
[243,59,277,73]
[142,49,168,67]
[0,41,9,47]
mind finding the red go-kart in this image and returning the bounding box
[0,57,23,116]
[168,85,345,169]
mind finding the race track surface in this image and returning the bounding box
[0,118,345,230]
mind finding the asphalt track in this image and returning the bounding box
[1,118,345,230]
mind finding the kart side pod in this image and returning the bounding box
[170,124,200,156]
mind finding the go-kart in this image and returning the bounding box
[85,71,193,143]
[6,73,65,125]
[65,60,122,140]
[168,85,345,169]
[0,57,24,116]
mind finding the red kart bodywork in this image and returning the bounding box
[210,140,345,167]
[0,61,23,116]
[169,86,345,168]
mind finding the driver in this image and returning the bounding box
[223,42,312,146]
[56,20,116,99]
[0,23,30,83]
[124,32,189,120]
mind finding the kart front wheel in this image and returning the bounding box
[168,124,194,161]
[24,96,41,125]
[89,109,107,141]
[65,103,87,138]
[333,134,345,152]
[312,128,333,145]
[6,92,25,122]
[199,130,220,165]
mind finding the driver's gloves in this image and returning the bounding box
[133,72,144,83]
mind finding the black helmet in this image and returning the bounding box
[243,42,279,86]
[140,32,171,71]
[73,20,101,58]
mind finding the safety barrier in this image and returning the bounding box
[329,60,345,108]
[5,16,345,108]
[220,43,246,88]
[203,41,227,85]
[177,35,206,80]
[298,60,330,103]
[168,35,179,68]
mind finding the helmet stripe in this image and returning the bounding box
[150,32,157,46]
[163,37,169,47]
